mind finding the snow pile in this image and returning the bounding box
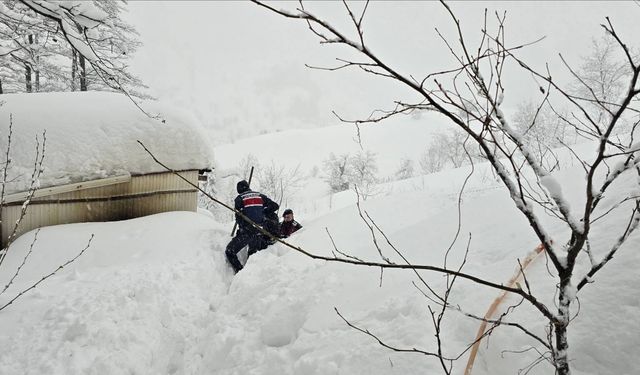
[0,92,214,194]
[0,212,233,375]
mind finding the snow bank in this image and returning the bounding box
[0,212,233,375]
[0,92,214,194]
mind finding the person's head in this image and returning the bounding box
[236,180,250,194]
[282,208,294,222]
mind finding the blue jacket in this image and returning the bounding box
[234,190,279,231]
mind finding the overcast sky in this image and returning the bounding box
[127,1,640,143]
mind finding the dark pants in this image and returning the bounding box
[262,215,281,245]
[225,228,264,273]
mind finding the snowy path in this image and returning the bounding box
[0,213,234,375]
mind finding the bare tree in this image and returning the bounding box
[249,1,640,374]
[257,160,304,208]
[0,113,93,312]
[236,153,259,181]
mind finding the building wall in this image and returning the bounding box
[1,170,199,247]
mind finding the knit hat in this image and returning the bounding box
[236,180,250,194]
[282,209,293,217]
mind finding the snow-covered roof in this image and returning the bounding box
[0,91,214,194]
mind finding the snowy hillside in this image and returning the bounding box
[214,112,448,176]
[211,112,456,221]
[1,130,638,374]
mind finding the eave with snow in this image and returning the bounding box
[0,91,214,247]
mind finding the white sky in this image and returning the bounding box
[127,1,640,143]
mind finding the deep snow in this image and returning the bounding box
[1,124,639,374]
[0,92,214,194]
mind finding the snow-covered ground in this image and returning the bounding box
[1,120,639,374]
[214,112,448,176]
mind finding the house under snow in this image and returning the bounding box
[0,91,214,247]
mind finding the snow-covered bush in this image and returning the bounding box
[322,152,351,194]
[419,129,477,174]
[419,145,445,174]
[348,150,379,200]
[322,151,380,199]
[394,158,415,180]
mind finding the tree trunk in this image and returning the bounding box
[554,273,572,375]
[75,23,88,92]
[554,324,570,375]
[0,79,3,94]
[71,49,77,91]
[79,54,87,91]
[33,34,40,92]
[25,65,32,93]
[26,34,33,93]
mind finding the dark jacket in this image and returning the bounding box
[280,220,302,238]
[234,190,279,231]
[263,209,281,238]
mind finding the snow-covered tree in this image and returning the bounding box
[419,129,476,174]
[75,0,145,94]
[348,150,378,200]
[569,34,634,134]
[0,0,144,97]
[512,101,575,168]
[419,145,445,174]
[322,152,351,193]
[435,130,471,168]
[394,158,414,180]
[322,151,379,198]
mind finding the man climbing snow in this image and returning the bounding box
[280,208,302,238]
[225,180,279,273]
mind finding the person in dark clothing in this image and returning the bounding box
[262,207,281,246]
[280,208,302,238]
[225,180,279,273]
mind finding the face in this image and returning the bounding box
[283,213,293,222]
